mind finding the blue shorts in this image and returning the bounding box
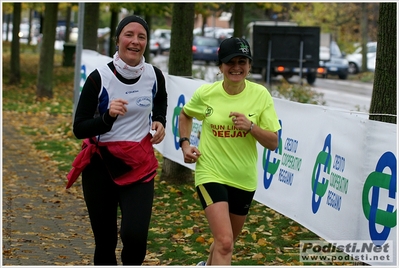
[196,182,255,216]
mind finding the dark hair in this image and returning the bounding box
[114,15,149,45]
[218,58,252,67]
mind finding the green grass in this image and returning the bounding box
[3,41,360,266]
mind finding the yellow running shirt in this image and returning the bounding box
[183,80,281,191]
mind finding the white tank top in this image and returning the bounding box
[96,63,157,142]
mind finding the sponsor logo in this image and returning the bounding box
[136,96,151,107]
[205,106,213,117]
[262,120,283,189]
[362,151,396,246]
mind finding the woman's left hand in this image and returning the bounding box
[229,111,252,132]
[150,121,165,144]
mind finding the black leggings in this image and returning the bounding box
[82,154,154,265]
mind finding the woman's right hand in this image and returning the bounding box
[109,98,128,117]
[182,145,201,164]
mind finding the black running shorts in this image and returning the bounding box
[196,182,255,215]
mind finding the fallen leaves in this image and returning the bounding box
[257,238,268,246]
[252,252,264,260]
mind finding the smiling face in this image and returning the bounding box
[220,56,251,83]
[116,22,147,66]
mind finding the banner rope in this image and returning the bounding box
[320,108,397,118]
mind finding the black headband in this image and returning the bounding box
[115,15,149,38]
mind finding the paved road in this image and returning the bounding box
[2,112,96,265]
[312,85,371,113]
[312,78,372,113]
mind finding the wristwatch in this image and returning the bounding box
[179,137,190,148]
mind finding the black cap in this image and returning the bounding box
[115,15,149,38]
[218,37,252,63]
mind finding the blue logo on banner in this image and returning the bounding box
[311,134,332,214]
[172,94,186,150]
[262,120,283,189]
[362,151,397,246]
[80,64,87,92]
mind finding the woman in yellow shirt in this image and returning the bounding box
[179,37,281,265]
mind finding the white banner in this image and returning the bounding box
[254,99,397,266]
[80,49,114,92]
[81,50,397,266]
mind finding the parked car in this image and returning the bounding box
[193,27,222,37]
[149,29,171,55]
[193,27,233,42]
[346,42,377,74]
[18,23,30,39]
[192,36,220,64]
[214,28,233,40]
[3,22,40,42]
[318,41,349,80]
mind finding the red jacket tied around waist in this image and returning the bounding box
[66,133,158,189]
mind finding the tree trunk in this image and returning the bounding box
[108,9,119,57]
[9,3,21,85]
[5,13,11,42]
[233,3,244,37]
[64,5,72,43]
[160,3,195,185]
[144,13,152,62]
[28,8,33,45]
[83,3,99,51]
[36,3,58,99]
[361,3,368,72]
[169,3,195,75]
[201,15,208,36]
[369,3,396,124]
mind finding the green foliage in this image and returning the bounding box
[289,3,379,51]
[358,72,375,83]
[33,139,78,172]
[194,3,223,19]
[269,80,326,105]
[2,51,74,114]
[98,11,111,28]
[346,72,374,83]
